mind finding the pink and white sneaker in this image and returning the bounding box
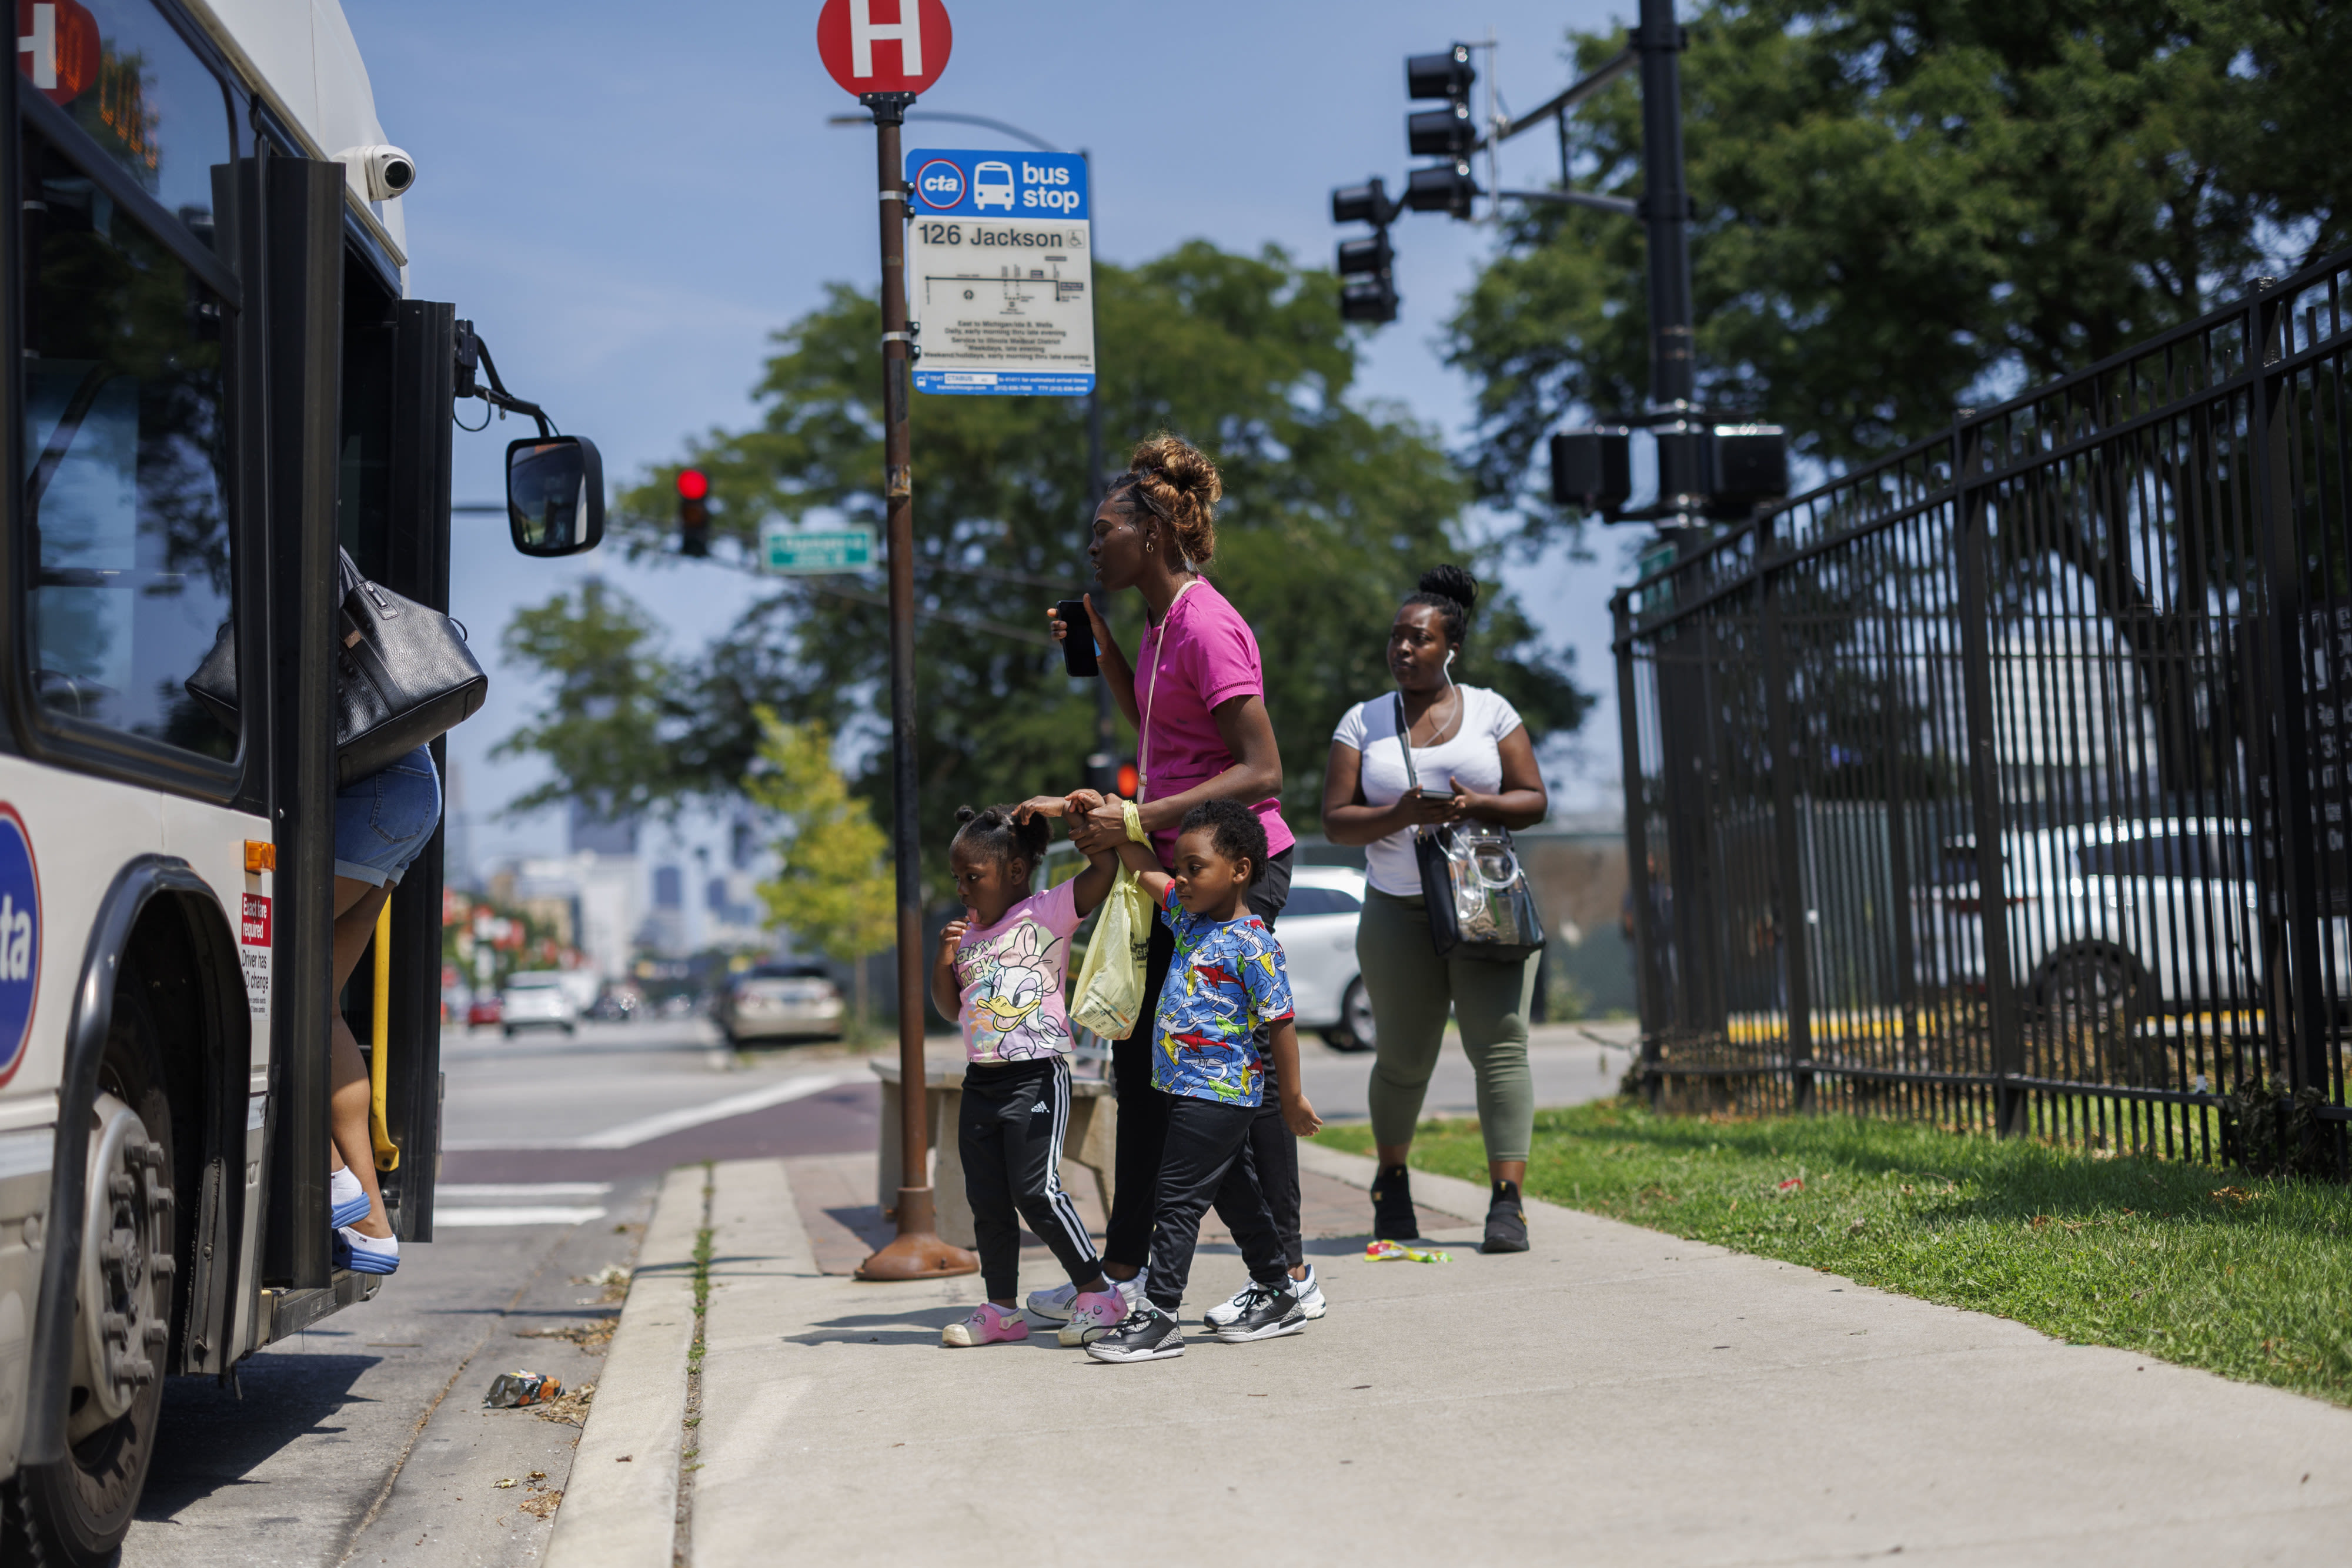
[1055,1288,1130,1347]
[941,1302,1030,1348]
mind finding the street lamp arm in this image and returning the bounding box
[1486,48,1637,149]
[1498,188,1639,217]
[826,109,1063,154]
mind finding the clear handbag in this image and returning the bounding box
[1394,694,1546,962]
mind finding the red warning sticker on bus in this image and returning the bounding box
[242,894,271,946]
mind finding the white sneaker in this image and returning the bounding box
[1294,1262,1327,1320]
[1025,1280,1081,1322]
[1114,1273,1148,1309]
[1205,1263,1325,1328]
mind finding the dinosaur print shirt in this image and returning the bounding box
[1150,884,1295,1107]
[953,880,1081,1063]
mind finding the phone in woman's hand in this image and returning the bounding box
[1055,598,1098,677]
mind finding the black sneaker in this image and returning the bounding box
[1482,1180,1530,1253]
[1085,1303,1185,1363]
[1371,1163,1421,1240]
[1211,1279,1307,1343]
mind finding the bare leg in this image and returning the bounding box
[329,875,394,1239]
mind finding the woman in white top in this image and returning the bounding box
[1322,566,1549,1252]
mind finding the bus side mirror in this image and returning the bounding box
[506,436,605,556]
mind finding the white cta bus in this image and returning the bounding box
[0,3,600,1559]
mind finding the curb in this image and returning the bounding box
[543,1164,703,1568]
[689,1159,821,1568]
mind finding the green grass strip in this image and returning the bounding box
[1317,1101,2352,1405]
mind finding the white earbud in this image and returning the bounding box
[1445,651,1455,666]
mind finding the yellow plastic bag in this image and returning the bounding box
[1071,866,1151,1038]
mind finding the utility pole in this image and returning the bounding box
[853,88,975,1281]
[1636,0,1695,413]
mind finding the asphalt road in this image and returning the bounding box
[121,1013,1636,1565]
[125,1017,867,1568]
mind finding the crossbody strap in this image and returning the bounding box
[1137,577,1203,801]
[1391,692,1423,794]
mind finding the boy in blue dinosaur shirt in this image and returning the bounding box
[1087,798,1322,1363]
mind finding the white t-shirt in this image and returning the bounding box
[1332,684,1526,896]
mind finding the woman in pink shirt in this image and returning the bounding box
[1034,435,1325,1325]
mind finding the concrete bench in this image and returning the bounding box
[870,1058,1117,1250]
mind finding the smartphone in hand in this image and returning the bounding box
[1055,598,1098,677]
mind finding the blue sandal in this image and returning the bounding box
[335,1225,399,1275]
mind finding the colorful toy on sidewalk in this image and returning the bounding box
[1364,1239,1451,1264]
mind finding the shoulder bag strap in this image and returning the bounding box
[1391,692,1422,795]
[1136,577,1203,802]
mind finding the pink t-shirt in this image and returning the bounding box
[951,879,1081,1062]
[1133,579,1295,864]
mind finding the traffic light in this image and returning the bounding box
[1337,231,1397,323]
[677,467,710,557]
[1331,176,1401,325]
[1331,178,1401,228]
[1404,161,1479,219]
[1551,429,1632,514]
[1406,44,1476,104]
[1405,44,1479,220]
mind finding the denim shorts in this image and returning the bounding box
[333,747,443,887]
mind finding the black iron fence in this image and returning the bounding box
[1613,248,2352,1166]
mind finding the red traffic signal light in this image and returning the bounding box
[1116,763,1139,798]
[677,468,711,557]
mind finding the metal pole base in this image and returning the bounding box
[855,1186,978,1280]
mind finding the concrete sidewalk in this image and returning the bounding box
[553,1147,2352,1567]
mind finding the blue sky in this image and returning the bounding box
[344,0,1640,879]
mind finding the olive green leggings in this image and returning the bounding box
[1357,887,1537,1162]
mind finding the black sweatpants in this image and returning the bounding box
[960,1055,1102,1302]
[1142,1093,1291,1313]
[1106,847,1298,1272]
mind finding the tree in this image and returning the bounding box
[491,577,686,820]
[1447,1,2352,797]
[502,242,1589,884]
[745,710,896,1032]
[1449,0,2352,502]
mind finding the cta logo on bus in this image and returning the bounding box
[0,804,39,1086]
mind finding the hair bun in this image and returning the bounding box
[1418,564,1478,611]
[954,804,981,827]
[1122,433,1224,566]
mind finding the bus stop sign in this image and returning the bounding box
[816,0,953,98]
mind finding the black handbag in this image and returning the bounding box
[1392,693,1547,963]
[185,549,488,786]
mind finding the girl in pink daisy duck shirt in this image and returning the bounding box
[929,804,1125,1348]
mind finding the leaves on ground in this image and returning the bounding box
[516,1319,617,1354]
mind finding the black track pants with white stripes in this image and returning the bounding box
[960,1055,1104,1300]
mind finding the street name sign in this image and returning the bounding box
[815,0,952,97]
[761,521,877,573]
[904,148,1094,396]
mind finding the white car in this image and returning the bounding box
[500,971,579,1036]
[973,160,1015,210]
[1278,865,1374,1051]
[1907,817,2326,1021]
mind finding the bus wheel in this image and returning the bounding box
[15,976,176,1566]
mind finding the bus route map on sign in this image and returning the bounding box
[903,148,1095,397]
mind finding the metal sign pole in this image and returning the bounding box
[856,88,976,1281]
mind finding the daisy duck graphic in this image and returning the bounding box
[964,921,1071,1060]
